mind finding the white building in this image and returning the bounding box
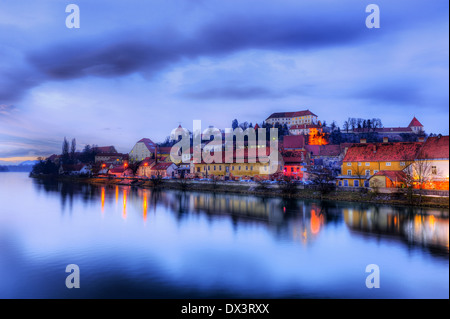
[129,138,157,162]
[265,110,318,127]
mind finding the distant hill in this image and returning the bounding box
[19,160,39,166]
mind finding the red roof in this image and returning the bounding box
[343,142,423,162]
[94,146,117,153]
[408,117,423,127]
[283,135,306,149]
[157,147,173,154]
[417,135,449,159]
[151,162,174,170]
[266,110,317,120]
[137,138,157,152]
[372,170,407,183]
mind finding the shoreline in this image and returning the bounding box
[29,174,450,209]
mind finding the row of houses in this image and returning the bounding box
[336,135,449,190]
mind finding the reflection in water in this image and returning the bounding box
[101,187,105,214]
[1,173,447,298]
[344,206,449,255]
[31,178,450,255]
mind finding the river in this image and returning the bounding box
[0,172,448,298]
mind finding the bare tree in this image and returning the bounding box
[404,153,433,204]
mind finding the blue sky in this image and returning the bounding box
[0,0,448,164]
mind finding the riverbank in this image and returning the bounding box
[30,174,450,209]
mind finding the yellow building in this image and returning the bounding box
[336,141,423,187]
[190,150,284,180]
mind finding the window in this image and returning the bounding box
[432,166,437,175]
[400,162,406,166]
[291,167,294,172]
[338,181,342,186]
[365,162,370,166]
[354,180,359,187]
[250,166,253,170]
[246,166,248,171]
[344,180,349,187]
[364,180,370,187]
[239,166,241,171]
[365,170,370,176]
[197,167,200,173]
[213,165,216,171]
[232,166,235,171]
[358,162,362,166]
[386,162,391,166]
[347,170,352,175]
[347,163,352,166]
[374,170,378,174]
[219,165,221,170]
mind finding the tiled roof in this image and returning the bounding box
[151,162,174,170]
[266,110,317,120]
[408,117,423,127]
[372,170,407,183]
[137,138,156,152]
[157,146,173,154]
[93,146,117,153]
[343,142,423,162]
[417,135,449,159]
[283,135,306,149]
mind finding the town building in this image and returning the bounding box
[265,110,318,127]
[95,153,128,165]
[336,140,423,187]
[129,138,157,162]
[413,135,449,190]
[190,149,284,180]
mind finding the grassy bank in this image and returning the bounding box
[30,175,449,209]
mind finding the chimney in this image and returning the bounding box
[418,137,425,142]
[360,138,367,144]
[383,137,388,143]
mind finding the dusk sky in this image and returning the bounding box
[0,0,448,164]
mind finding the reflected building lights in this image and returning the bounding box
[101,187,105,214]
[122,188,127,220]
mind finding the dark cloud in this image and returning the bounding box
[23,5,371,97]
[184,86,284,100]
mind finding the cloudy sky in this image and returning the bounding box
[0,0,448,164]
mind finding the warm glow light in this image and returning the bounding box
[101,187,105,213]
[115,185,119,204]
[310,209,324,234]
[122,189,127,219]
[143,192,148,222]
[308,128,328,145]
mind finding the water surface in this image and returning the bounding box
[0,173,448,298]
